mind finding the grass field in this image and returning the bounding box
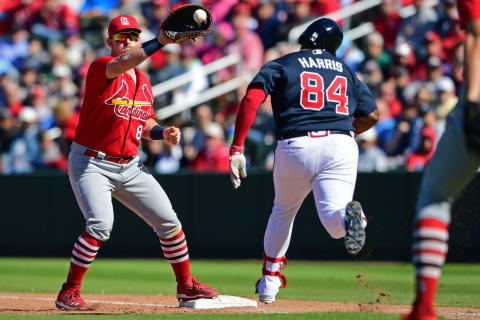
[1,258,479,319]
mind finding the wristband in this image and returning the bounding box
[142,38,163,56]
[150,125,166,140]
[230,144,243,155]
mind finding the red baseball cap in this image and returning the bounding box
[108,15,142,37]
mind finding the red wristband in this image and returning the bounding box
[229,145,243,156]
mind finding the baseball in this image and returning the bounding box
[193,9,207,24]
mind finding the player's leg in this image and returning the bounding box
[113,161,217,301]
[312,134,366,254]
[56,147,117,310]
[258,137,314,303]
[406,111,480,320]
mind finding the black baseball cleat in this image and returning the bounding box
[344,201,366,255]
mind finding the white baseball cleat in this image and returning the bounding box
[256,275,282,303]
[344,201,367,256]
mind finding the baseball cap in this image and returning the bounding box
[436,76,455,92]
[204,123,224,140]
[18,107,37,123]
[108,15,142,37]
[428,56,442,68]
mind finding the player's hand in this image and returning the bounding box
[229,145,247,189]
[158,30,188,45]
[163,126,181,145]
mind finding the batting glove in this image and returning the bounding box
[229,145,247,189]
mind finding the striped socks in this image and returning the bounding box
[159,229,192,286]
[412,217,449,314]
[66,232,102,287]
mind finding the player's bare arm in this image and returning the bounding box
[465,19,480,102]
[353,109,379,135]
[142,118,181,145]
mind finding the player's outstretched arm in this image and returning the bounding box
[353,109,379,135]
[105,31,177,79]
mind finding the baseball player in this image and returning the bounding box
[54,15,217,310]
[229,18,378,303]
[402,1,480,319]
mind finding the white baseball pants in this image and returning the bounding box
[264,133,359,258]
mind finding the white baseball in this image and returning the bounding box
[193,9,207,24]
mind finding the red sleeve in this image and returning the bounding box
[231,83,267,148]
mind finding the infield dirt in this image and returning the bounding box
[1,293,480,319]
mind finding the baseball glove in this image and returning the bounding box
[464,100,480,152]
[161,4,213,42]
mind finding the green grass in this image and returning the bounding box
[1,258,479,319]
[0,313,401,320]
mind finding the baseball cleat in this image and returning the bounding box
[176,276,218,301]
[256,275,281,304]
[344,201,366,256]
[55,283,89,310]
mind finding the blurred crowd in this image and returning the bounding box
[0,0,466,174]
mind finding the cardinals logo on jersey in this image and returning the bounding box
[104,80,152,121]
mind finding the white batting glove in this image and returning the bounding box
[229,145,247,189]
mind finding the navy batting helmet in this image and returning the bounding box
[298,18,343,55]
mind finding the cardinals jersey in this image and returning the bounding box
[251,49,376,138]
[74,56,155,157]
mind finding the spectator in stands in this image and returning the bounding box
[373,0,402,51]
[357,127,389,172]
[397,0,437,58]
[276,0,314,43]
[4,107,40,174]
[362,31,393,77]
[225,3,264,76]
[183,104,214,165]
[0,28,30,70]
[256,0,281,49]
[28,84,55,131]
[363,60,383,98]
[434,76,458,120]
[189,122,230,173]
[405,125,435,171]
[23,39,49,72]
[30,0,79,43]
[39,127,68,172]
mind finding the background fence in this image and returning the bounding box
[2,172,479,261]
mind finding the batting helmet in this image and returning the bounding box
[298,18,343,55]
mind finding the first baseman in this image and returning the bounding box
[229,18,378,303]
[55,15,217,310]
[402,0,480,319]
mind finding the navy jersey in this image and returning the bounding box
[250,49,377,138]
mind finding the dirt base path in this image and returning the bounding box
[1,293,479,319]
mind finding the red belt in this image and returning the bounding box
[84,149,134,164]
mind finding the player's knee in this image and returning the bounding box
[85,218,113,241]
[154,222,182,239]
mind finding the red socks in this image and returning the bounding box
[159,229,192,286]
[411,218,449,314]
[66,232,103,288]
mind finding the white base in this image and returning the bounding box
[179,295,257,309]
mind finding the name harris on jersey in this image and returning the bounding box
[297,50,343,72]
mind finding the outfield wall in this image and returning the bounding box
[2,171,479,261]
